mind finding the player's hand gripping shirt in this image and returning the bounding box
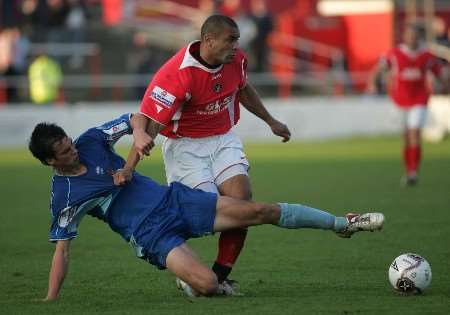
[140,41,247,138]
[383,45,442,107]
[49,114,169,242]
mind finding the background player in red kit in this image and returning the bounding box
[368,23,448,186]
[116,15,291,294]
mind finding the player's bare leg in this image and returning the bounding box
[214,197,384,238]
[166,243,218,297]
[213,174,251,293]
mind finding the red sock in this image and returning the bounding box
[404,145,421,175]
[215,228,248,267]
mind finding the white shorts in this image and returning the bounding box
[399,105,428,129]
[162,131,250,189]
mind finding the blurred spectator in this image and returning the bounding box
[237,20,256,53]
[66,0,89,68]
[28,54,63,104]
[433,17,449,47]
[10,27,30,75]
[220,0,239,17]
[249,0,273,72]
[151,0,215,30]
[46,0,70,43]
[19,0,40,37]
[0,27,30,102]
[24,0,53,41]
[221,0,256,52]
[127,31,163,99]
[0,0,21,28]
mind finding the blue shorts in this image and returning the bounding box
[131,182,217,269]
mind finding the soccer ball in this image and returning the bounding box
[388,253,432,294]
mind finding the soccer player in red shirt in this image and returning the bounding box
[116,15,291,294]
[368,23,447,186]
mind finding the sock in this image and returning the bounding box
[278,203,348,232]
[404,145,421,176]
[213,228,248,282]
[410,145,421,175]
[212,263,232,283]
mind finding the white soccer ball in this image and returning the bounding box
[388,253,432,294]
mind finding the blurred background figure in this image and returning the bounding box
[66,0,89,69]
[127,31,163,100]
[28,54,63,104]
[46,0,70,44]
[0,27,30,103]
[221,0,257,53]
[367,23,447,187]
[249,0,273,72]
[149,0,216,31]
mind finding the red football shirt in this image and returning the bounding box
[140,41,247,138]
[384,45,442,107]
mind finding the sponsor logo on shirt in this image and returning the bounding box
[196,95,234,115]
[400,67,422,80]
[150,86,176,108]
[102,122,128,136]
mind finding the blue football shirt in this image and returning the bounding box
[49,114,169,242]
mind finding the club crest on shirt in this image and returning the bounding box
[213,82,222,93]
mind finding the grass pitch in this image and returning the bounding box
[1,137,449,314]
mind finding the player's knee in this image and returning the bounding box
[234,187,252,201]
[244,188,253,200]
[196,273,218,296]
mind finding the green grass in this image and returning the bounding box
[1,137,450,314]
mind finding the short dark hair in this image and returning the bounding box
[201,15,238,39]
[29,123,67,165]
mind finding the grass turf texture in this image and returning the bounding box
[1,137,449,314]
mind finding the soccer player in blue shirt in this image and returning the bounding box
[29,114,384,300]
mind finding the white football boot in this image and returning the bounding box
[336,212,384,238]
[217,279,244,296]
[175,278,197,298]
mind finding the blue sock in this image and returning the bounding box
[278,203,348,231]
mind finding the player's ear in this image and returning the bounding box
[203,33,214,47]
[46,157,56,166]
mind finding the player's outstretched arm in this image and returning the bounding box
[131,113,164,159]
[44,240,71,301]
[131,113,152,159]
[366,60,388,94]
[437,64,450,93]
[113,114,165,185]
[239,83,291,142]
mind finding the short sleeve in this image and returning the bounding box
[49,206,79,242]
[78,113,133,147]
[140,70,187,126]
